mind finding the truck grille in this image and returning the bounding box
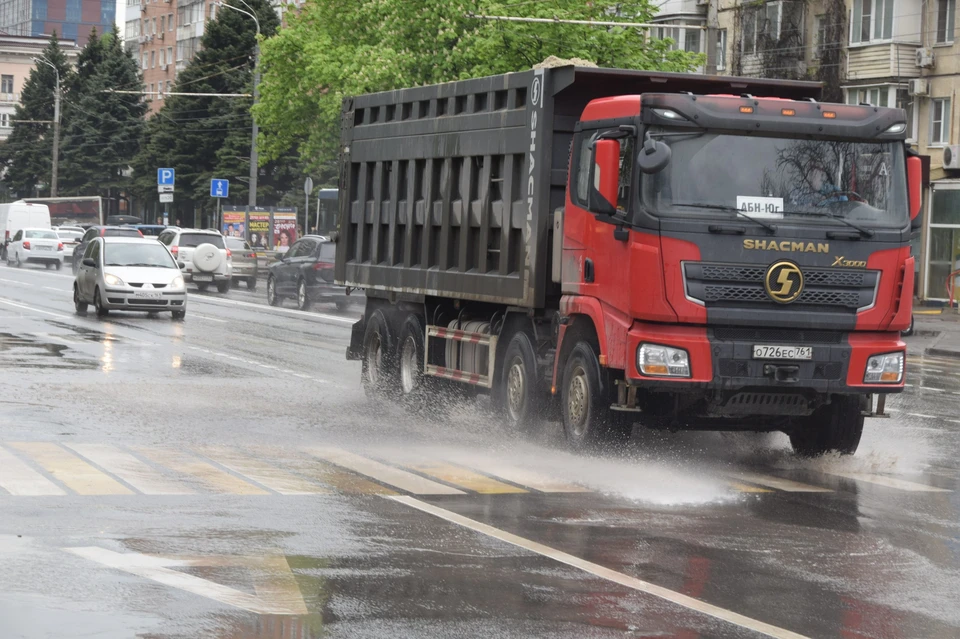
[685,262,879,311]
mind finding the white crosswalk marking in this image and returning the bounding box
[823,471,952,493]
[441,452,589,493]
[197,447,330,495]
[65,444,194,495]
[0,445,66,495]
[304,447,465,495]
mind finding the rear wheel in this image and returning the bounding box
[789,395,865,457]
[266,277,279,306]
[15,252,21,268]
[362,309,398,398]
[216,280,230,294]
[561,341,632,451]
[73,285,87,314]
[498,331,542,430]
[54,261,62,271]
[94,287,109,317]
[297,279,312,311]
[246,277,257,291]
[398,314,428,408]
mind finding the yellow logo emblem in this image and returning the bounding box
[764,261,804,304]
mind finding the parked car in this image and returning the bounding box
[225,236,258,290]
[126,224,168,237]
[56,228,84,261]
[0,202,51,261]
[266,235,350,311]
[73,226,144,273]
[74,237,186,319]
[157,228,232,293]
[5,228,64,269]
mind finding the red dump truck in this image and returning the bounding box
[336,66,921,455]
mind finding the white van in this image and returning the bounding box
[0,202,51,260]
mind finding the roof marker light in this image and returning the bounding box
[781,108,796,116]
[823,111,837,119]
[739,106,754,114]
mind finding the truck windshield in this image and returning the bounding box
[641,131,908,229]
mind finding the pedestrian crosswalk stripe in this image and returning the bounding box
[403,461,528,494]
[135,448,269,495]
[197,447,330,495]
[726,471,832,493]
[440,453,590,493]
[821,471,952,493]
[9,442,133,495]
[728,482,772,493]
[0,445,66,495]
[304,447,465,495]
[65,444,195,495]
[274,452,397,495]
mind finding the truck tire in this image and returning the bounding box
[499,331,542,430]
[398,314,428,408]
[362,309,399,398]
[561,341,631,451]
[789,395,865,457]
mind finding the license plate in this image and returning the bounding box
[34,245,51,251]
[752,345,813,360]
[193,274,213,282]
[134,291,162,299]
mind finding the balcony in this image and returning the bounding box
[0,92,19,103]
[846,42,921,81]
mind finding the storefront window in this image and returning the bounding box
[926,186,960,300]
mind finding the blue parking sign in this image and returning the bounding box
[210,179,229,198]
[157,168,175,185]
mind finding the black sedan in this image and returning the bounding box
[266,235,351,311]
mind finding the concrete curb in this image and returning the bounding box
[926,347,960,360]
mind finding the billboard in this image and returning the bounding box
[273,210,297,253]
[222,211,245,238]
[248,213,270,250]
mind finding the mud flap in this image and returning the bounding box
[346,316,366,360]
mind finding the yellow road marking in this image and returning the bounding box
[822,471,951,492]
[441,452,590,493]
[304,447,464,495]
[726,472,832,493]
[135,448,269,495]
[728,481,772,494]
[197,447,330,495]
[0,445,66,495]
[9,442,133,495]
[65,444,194,495]
[404,461,527,494]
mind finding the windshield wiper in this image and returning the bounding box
[671,202,778,234]
[783,210,875,238]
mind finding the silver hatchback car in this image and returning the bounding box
[74,236,187,319]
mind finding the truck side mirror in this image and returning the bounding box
[907,155,922,230]
[587,139,620,216]
[637,137,671,174]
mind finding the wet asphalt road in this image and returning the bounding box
[1,264,959,639]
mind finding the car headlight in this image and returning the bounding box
[170,275,184,289]
[637,343,691,377]
[864,351,903,384]
[104,273,124,287]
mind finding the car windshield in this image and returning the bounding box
[179,233,225,249]
[641,131,909,229]
[104,228,143,238]
[25,230,57,239]
[57,231,82,241]
[103,243,177,268]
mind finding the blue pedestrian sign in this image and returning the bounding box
[157,168,175,185]
[210,179,229,198]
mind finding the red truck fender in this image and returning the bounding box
[552,295,632,390]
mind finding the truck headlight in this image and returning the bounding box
[638,343,690,377]
[864,352,903,383]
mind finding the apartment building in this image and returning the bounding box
[0,34,80,142]
[0,0,114,41]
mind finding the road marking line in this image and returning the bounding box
[197,447,330,495]
[191,314,228,323]
[728,481,772,493]
[822,471,952,492]
[135,448,269,495]
[0,445,66,495]
[389,495,809,639]
[190,294,355,324]
[64,444,194,495]
[304,447,465,495]
[906,413,938,419]
[0,297,73,320]
[726,472,832,493]
[403,461,527,494]
[66,547,306,615]
[441,453,590,493]
[8,442,134,495]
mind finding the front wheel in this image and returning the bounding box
[94,287,109,317]
[561,341,631,451]
[297,279,312,311]
[171,309,186,320]
[266,277,279,306]
[789,395,865,457]
[74,285,87,314]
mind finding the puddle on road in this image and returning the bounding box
[0,332,96,371]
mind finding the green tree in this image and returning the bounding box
[132,0,294,223]
[255,0,703,174]
[59,27,147,216]
[0,33,73,198]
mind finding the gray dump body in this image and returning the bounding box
[336,67,820,309]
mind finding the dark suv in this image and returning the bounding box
[266,235,351,311]
[72,226,143,273]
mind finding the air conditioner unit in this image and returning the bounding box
[908,78,929,97]
[140,2,147,11]
[943,145,960,170]
[916,48,935,69]
[161,64,168,71]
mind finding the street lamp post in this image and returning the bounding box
[218,1,260,209]
[33,56,60,197]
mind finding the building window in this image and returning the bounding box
[166,80,172,94]
[741,1,804,55]
[168,13,173,30]
[168,46,173,64]
[930,98,951,145]
[655,21,705,54]
[851,0,894,44]
[142,52,148,70]
[0,113,9,128]
[938,0,956,43]
[150,50,155,68]
[846,86,890,107]
[160,15,164,32]
[813,14,827,58]
[148,83,154,100]
[159,48,165,66]
[158,83,163,100]
[717,29,727,70]
[0,75,13,94]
